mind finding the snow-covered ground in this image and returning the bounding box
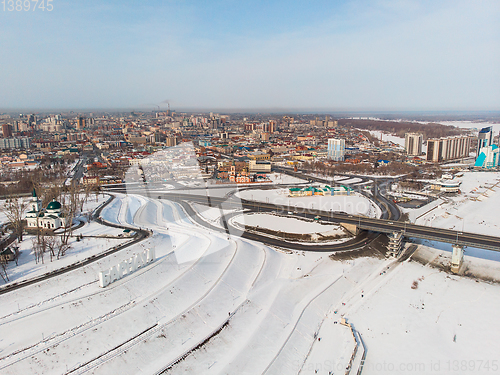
[439,120,500,134]
[353,118,499,134]
[80,193,109,213]
[339,177,363,184]
[231,213,346,235]
[72,219,126,237]
[190,202,240,229]
[267,172,308,184]
[347,257,500,375]
[405,171,500,236]
[0,191,499,375]
[366,130,405,148]
[236,188,382,218]
[0,193,121,285]
[2,236,128,285]
[0,194,371,374]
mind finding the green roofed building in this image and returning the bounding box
[25,190,68,230]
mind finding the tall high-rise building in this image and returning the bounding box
[477,126,493,156]
[244,123,256,132]
[474,145,500,169]
[2,124,13,138]
[327,138,345,161]
[426,135,472,162]
[405,133,423,156]
[165,137,178,147]
[28,114,36,126]
[77,117,85,130]
[326,120,338,128]
[269,120,277,133]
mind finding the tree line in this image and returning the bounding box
[338,119,465,140]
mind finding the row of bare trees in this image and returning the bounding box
[31,231,72,264]
[301,159,422,177]
[338,118,465,139]
[0,156,77,196]
[2,196,27,242]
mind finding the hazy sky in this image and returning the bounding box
[0,0,499,111]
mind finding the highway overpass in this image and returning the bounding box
[120,189,500,253]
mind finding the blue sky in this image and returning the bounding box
[0,0,499,111]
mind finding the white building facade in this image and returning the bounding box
[327,138,345,161]
[404,133,423,156]
[25,189,67,230]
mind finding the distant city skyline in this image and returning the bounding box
[1,0,499,110]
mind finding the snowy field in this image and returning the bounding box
[231,213,346,235]
[80,193,109,213]
[72,220,127,237]
[366,130,405,148]
[439,120,500,134]
[0,192,499,375]
[267,172,308,184]
[2,236,128,285]
[353,118,499,134]
[407,171,500,236]
[339,177,363,184]
[237,188,382,218]
[0,193,374,374]
[347,258,500,375]
[190,202,240,229]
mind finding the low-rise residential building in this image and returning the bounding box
[249,160,271,173]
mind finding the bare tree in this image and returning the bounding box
[1,190,28,242]
[59,183,80,255]
[31,174,64,208]
[32,234,45,264]
[0,260,9,282]
[93,184,101,202]
[45,235,58,262]
[56,236,71,260]
[80,183,93,213]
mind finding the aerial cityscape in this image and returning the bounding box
[0,1,499,375]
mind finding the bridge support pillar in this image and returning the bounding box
[387,231,404,257]
[340,222,358,236]
[451,244,464,273]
